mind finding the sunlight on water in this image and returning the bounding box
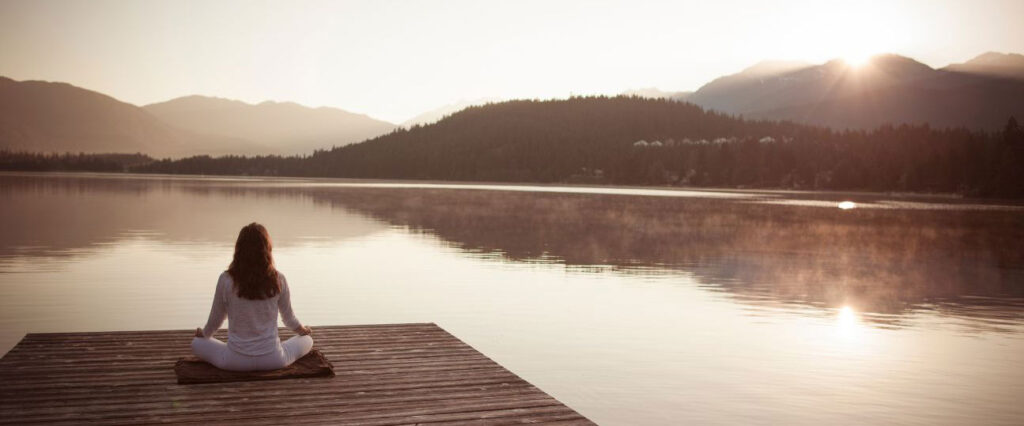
[750,198,1024,211]
[305,181,759,199]
[1,173,1023,425]
[836,305,862,339]
[837,305,856,323]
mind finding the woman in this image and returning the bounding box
[191,222,314,371]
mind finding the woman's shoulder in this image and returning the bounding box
[218,271,234,287]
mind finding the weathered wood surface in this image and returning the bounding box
[175,348,335,384]
[0,323,594,425]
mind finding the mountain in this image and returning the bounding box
[401,98,501,127]
[943,52,1024,80]
[684,60,812,112]
[686,54,1024,130]
[0,77,258,157]
[144,96,396,155]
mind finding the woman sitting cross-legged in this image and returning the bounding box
[191,222,314,371]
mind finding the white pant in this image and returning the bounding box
[191,335,314,371]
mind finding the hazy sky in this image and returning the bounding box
[2,0,1023,123]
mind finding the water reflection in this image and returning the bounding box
[0,173,388,260]
[303,186,1024,330]
[2,172,1023,332]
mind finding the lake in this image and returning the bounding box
[1,172,1022,425]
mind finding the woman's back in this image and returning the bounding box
[201,271,303,356]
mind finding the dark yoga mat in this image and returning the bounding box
[175,349,335,384]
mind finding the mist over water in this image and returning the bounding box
[1,172,1022,425]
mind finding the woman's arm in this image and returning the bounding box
[200,273,229,338]
[277,273,308,334]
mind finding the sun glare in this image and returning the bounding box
[838,201,856,210]
[836,305,862,339]
[842,52,874,68]
[838,306,857,324]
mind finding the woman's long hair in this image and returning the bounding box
[228,223,280,300]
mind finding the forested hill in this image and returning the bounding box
[307,97,804,181]
[125,97,1023,196]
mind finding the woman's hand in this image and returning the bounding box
[297,325,312,336]
[194,327,204,338]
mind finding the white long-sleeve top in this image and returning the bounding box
[202,271,305,356]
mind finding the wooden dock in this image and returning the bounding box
[0,323,594,425]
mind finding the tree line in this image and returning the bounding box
[3,96,1023,197]
[0,151,152,172]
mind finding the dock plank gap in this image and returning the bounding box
[0,322,594,425]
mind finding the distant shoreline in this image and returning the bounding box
[2,170,1004,204]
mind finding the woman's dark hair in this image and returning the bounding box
[228,223,280,300]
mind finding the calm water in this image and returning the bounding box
[1,172,1023,425]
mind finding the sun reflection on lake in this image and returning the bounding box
[836,305,862,339]
[838,305,856,323]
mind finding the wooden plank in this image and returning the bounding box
[22,322,438,336]
[191,405,586,426]
[8,335,461,353]
[90,396,566,425]
[0,323,594,425]
[0,357,498,382]
[15,323,441,342]
[0,346,483,365]
[0,356,498,377]
[0,378,534,412]
[6,335,473,352]
[0,348,486,367]
[2,383,542,417]
[0,368,520,396]
[0,367,520,391]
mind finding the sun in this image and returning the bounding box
[842,52,874,68]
